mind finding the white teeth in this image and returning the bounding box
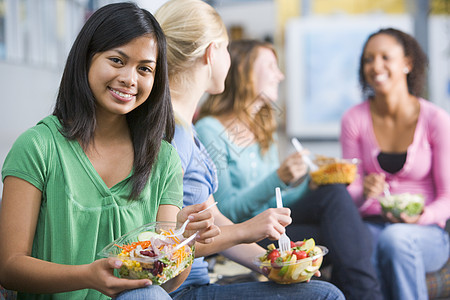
[374,74,388,82]
[111,88,133,98]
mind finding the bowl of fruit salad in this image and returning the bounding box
[254,238,328,284]
[98,221,195,285]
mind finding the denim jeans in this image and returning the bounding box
[366,222,450,300]
[170,280,344,300]
[259,184,384,300]
[116,285,172,300]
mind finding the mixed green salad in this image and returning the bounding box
[379,193,424,218]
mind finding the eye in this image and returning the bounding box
[109,57,123,65]
[363,57,373,64]
[139,66,154,73]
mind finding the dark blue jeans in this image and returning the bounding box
[260,184,383,300]
[170,280,344,300]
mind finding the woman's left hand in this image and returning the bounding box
[177,203,221,244]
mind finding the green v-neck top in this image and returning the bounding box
[2,115,183,299]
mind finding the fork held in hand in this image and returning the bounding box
[276,187,291,253]
[165,202,218,238]
[291,138,319,172]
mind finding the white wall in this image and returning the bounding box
[214,1,275,40]
[0,62,61,192]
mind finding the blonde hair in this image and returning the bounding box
[155,0,228,89]
[198,40,277,154]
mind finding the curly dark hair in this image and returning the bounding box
[359,28,428,98]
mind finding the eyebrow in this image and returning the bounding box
[114,49,156,64]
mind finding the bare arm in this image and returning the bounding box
[0,176,151,297]
[194,196,291,272]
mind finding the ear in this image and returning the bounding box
[404,56,413,72]
[203,42,215,65]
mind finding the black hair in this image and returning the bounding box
[53,2,174,200]
[359,27,428,98]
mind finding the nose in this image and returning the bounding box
[277,68,285,81]
[371,56,384,72]
[119,67,138,87]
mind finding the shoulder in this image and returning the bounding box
[157,140,181,166]
[173,124,194,148]
[195,116,225,143]
[342,101,370,127]
[195,116,223,133]
[342,101,369,119]
[172,124,195,169]
[419,98,450,124]
[12,116,61,151]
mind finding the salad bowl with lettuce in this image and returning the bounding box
[378,193,424,218]
[98,221,195,285]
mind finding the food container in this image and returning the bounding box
[98,221,195,285]
[378,193,424,218]
[310,155,358,185]
[254,239,328,284]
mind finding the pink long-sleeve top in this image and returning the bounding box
[340,98,450,228]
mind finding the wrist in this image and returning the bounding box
[232,222,252,244]
[77,263,94,290]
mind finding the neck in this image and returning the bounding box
[94,111,129,143]
[372,91,418,119]
[170,70,209,124]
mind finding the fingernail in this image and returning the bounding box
[188,215,194,221]
[115,260,122,267]
[145,281,151,286]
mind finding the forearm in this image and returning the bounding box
[194,204,264,258]
[195,224,247,257]
[1,255,90,293]
[194,212,266,272]
[221,243,265,273]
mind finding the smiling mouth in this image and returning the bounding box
[109,87,135,100]
[374,74,388,83]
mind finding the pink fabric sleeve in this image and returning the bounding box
[340,108,366,207]
[418,107,450,227]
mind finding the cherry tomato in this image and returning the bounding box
[267,249,280,262]
[293,250,308,260]
[290,241,296,248]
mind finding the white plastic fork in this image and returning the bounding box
[384,183,391,198]
[164,202,218,238]
[276,187,291,253]
[291,138,319,172]
[172,231,198,252]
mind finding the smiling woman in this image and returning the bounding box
[341,27,450,300]
[88,36,158,122]
[0,2,220,299]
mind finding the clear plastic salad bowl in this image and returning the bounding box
[310,155,359,185]
[254,239,328,284]
[378,193,424,218]
[98,221,195,285]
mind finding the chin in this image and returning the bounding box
[208,86,225,95]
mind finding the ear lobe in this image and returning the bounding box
[404,57,413,74]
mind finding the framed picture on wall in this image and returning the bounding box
[285,15,412,139]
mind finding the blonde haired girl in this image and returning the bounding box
[149,0,344,299]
